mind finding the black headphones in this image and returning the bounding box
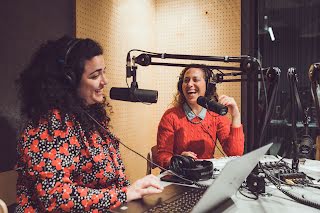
[177,66,216,97]
[61,39,81,86]
[169,155,214,181]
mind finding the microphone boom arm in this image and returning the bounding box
[127,50,261,77]
[125,49,263,152]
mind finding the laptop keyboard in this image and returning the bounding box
[146,187,206,213]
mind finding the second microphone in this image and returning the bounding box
[197,96,228,116]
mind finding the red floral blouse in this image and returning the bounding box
[16,109,130,212]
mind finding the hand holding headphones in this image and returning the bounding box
[181,151,198,159]
[169,155,214,181]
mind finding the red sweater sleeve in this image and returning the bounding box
[216,115,244,156]
[156,109,176,168]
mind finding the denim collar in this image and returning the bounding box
[183,103,207,121]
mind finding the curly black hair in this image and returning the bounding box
[17,36,111,135]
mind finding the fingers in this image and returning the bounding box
[219,95,240,118]
[137,175,164,190]
[127,175,164,201]
[138,186,163,197]
[218,95,236,107]
[181,151,197,159]
[138,175,163,197]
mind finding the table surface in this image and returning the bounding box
[159,156,320,213]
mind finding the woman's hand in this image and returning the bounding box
[126,174,163,202]
[181,151,198,159]
[218,95,241,128]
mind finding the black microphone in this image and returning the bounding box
[110,87,158,103]
[299,135,314,159]
[126,52,132,78]
[197,96,228,116]
[309,63,320,83]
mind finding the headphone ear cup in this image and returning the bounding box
[169,155,195,174]
[61,39,81,87]
[180,155,195,168]
[205,69,215,97]
[63,66,76,86]
[205,82,215,97]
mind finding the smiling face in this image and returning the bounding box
[181,68,207,106]
[77,55,107,106]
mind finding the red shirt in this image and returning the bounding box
[156,106,244,168]
[16,109,129,212]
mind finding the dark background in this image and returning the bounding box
[0,0,75,172]
[241,0,320,156]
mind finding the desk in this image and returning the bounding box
[159,156,320,213]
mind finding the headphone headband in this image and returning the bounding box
[177,66,215,97]
[62,39,81,86]
[64,39,81,66]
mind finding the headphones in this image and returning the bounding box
[169,155,214,181]
[61,39,81,86]
[177,66,216,97]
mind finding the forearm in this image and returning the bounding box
[230,103,241,128]
[38,179,128,211]
[221,126,244,156]
[231,112,241,128]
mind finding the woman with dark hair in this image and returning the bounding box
[156,65,244,168]
[16,36,163,212]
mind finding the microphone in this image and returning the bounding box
[309,63,320,83]
[110,87,158,103]
[197,96,228,116]
[126,52,132,78]
[299,135,314,159]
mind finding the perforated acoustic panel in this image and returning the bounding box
[154,0,241,125]
[76,0,241,181]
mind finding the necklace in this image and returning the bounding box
[188,118,203,124]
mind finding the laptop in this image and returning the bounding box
[111,143,273,213]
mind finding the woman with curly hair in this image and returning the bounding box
[16,36,163,212]
[156,65,244,169]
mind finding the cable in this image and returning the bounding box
[260,67,268,110]
[257,68,280,148]
[306,184,320,190]
[238,186,259,200]
[185,103,226,157]
[200,123,226,157]
[260,161,302,186]
[83,110,210,188]
[262,164,320,209]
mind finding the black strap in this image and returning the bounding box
[258,67,281,148]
